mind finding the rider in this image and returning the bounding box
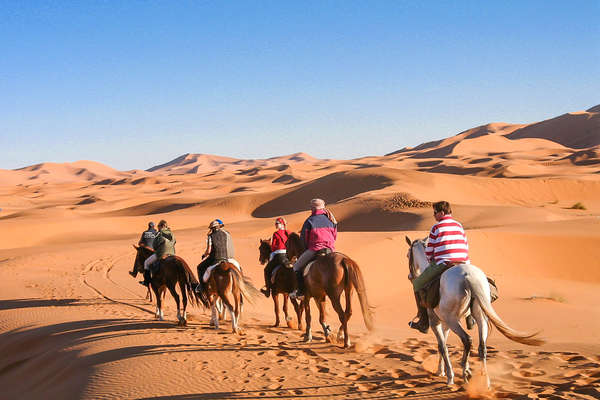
[139,221,157,247]
[195,219,235,294]
[260,217,292,297]
[139,220,176,286]
[409,201,469,333]
[129,221,158,277]
[290,198,337,300]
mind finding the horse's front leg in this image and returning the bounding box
[272,292,281,327]
[446,318,472,383]
[303,298,312,343]
[316,298,332,343]
[291,298,303,331]
[473,303,491,389]
[431,315,454,385]
[282,293,293,328]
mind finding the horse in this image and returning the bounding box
[405,236,545,387]
[258,239,302,329]
[286,232,374,348]
[132,245,201,326]
[195,259,259,334]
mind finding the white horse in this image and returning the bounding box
[405,236,544,387]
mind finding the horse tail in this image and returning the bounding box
[343,258,375,332]
[468,274,545,346]
[176,256,207,308]
[228,265,260,305]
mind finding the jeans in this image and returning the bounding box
[144,254,157,271]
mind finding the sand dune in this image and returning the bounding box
[1,105,600,399]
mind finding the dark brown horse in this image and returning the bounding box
[286,232,374,348]
[132,245,201,326]
[196,260,259,334]
[258,239,302,329]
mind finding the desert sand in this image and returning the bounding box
[1,106,599,399]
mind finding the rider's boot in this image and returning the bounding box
[290,270,305,300]
[129,270,137,277]
[408,290,429,334]
[260,286,271,297]
[139,270,151,287]
[261,267,271,297]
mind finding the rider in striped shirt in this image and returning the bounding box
[409,201,469,333]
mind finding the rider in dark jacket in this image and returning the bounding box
[139,222,157,248]
[130,222,157,277]
[195,219,234,293]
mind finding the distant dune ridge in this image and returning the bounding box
[2,105,598,184]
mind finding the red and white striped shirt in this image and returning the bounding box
[425,215,469,265]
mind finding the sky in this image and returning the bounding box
[1,1,599,171]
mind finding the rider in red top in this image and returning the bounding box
[260,217,292,297]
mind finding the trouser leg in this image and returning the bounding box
[292,250,315,298]
[140,254,157,286]
[409,290,429,333]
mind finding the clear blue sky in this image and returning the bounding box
[1,1,598,170]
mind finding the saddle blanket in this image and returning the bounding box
[203,259,242,283]
[303,261,315,277]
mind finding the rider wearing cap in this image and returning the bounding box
[139,219,176,286]
[290,198,337,300]
[195,219,235,293]
[129,221,157,277]
[260,217,292,297]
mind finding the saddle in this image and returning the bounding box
[316,248,332,257]
[150,255,174,275]
[303,248,333,277]
[203,258,242,283]
[419,269,499,309]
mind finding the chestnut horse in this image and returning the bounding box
[132,245,201,326]
[286,232,374,348]
[258,239,302,329]
[195,260,259,334]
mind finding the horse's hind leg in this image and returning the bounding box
[167,283,182,326]
[316,297,332,343]
[178,279,188,324]
[152,285,163,320]
[272,292,281,327]
[328,294,348,347]
[472,302,490,388]
[282,293,292,327]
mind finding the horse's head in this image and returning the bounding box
[258,239,271,265]
[405,236,429,280]
[132,244,154,273]
[285,232,304,261]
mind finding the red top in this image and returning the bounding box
[271,229,290,252]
